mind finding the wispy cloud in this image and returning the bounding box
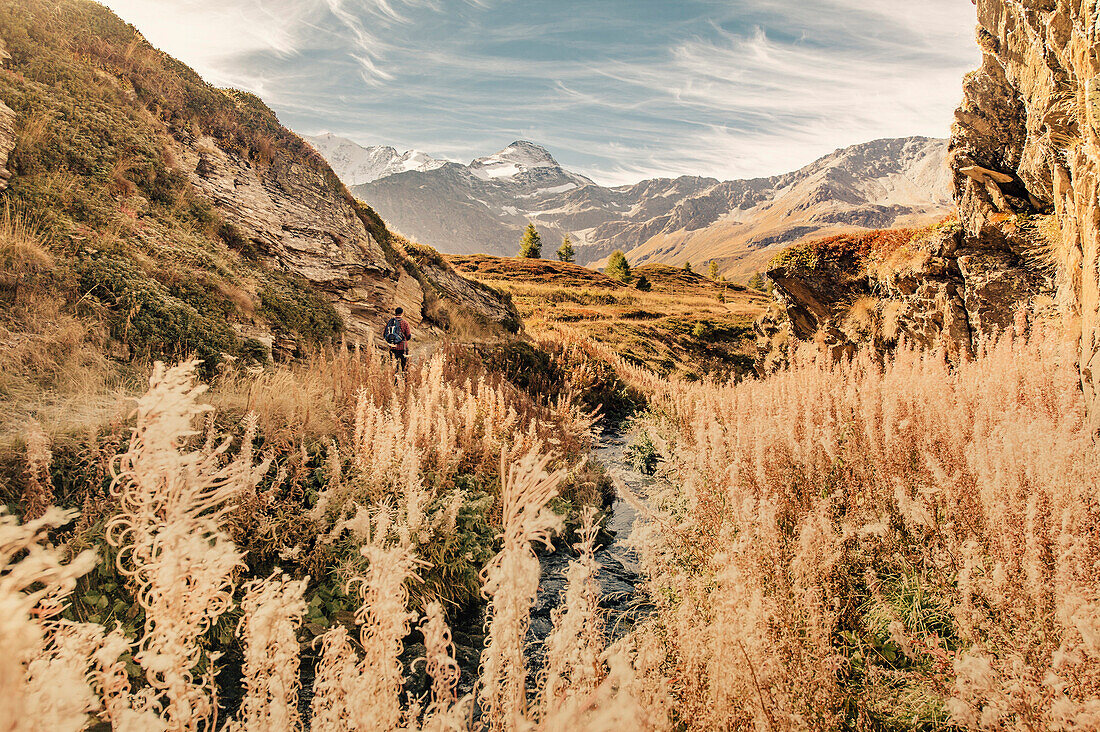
[101,0,979,185]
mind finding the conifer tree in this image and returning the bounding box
[605,250,632,283]
[748,272,766,291]
[518,224,542,258]
[708,260,719,280]
[557,236,575,263]
[683,261,692,273]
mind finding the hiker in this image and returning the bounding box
[383,306,412,371]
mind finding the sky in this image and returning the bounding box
[100,0,980,186]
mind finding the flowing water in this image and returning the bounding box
[527,430,650,656]
[419,429,653,700]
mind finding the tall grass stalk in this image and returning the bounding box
[478,448,564,731]
[105,361,269,731]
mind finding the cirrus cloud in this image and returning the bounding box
[100,0,979,185]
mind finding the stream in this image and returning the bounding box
[445,429,653,697]
[528,430,650,652]
[292,430,655,716]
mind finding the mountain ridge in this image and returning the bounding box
[312,134,953,279]
[303,132,447,186]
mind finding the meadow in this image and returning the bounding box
[446,254,768,381]
[4,317,1097,731]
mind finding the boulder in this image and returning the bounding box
[0,101,15,191]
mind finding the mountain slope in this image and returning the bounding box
[615,137,953,279]
[445,254,769,378]
[0,0,515,423]
[338,137,952,278]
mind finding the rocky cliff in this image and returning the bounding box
[759,0,1100,397]
[952,0,1100,427]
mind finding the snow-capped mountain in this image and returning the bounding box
[467,140,592,187]
[310,136,953,279]
[303,133,445,185]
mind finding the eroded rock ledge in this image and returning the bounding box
[755,223,1053,370]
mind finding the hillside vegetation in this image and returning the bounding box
[0,0,516,441]
[449,254,769,379]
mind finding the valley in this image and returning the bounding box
[2,0,1100,730]
[438,252,768,379]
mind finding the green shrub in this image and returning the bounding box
[238,338,270,366]
[75,252,239,370]
[626,431,660,475]
[258,272,343,345]
[606,250,632,283]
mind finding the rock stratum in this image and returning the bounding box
[310,135,953,281]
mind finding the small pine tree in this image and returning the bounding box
[708,260,719,280]
[683,261,693,273]
[557,236,575,263]
[748,272,766,291]
[634,274,652,292]
[605,250,632,283]
[518,223,542,258]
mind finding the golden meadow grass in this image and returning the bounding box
[3,326,1099,731]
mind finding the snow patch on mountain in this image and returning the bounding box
[303,133,446,185]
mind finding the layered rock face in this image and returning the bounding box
[954,0,1100,426]
[177,134,418,344]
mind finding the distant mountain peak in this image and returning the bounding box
[470,140,562,180]
[337,136,952,272]
[303,133,445,185]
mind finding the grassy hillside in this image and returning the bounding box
[0,0,327,425]
[0,0,518,439]
[449,254,769,379]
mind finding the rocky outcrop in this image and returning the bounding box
[416,257,520,330]
[758,1,1100,382]
[951,0,1100,427]
[0,100,15,191]
[0,41,14,192]
[757,222,1051,369]
[176,131,519,347]
[176,133,420,344]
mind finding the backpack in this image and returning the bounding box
[383,317,405,346]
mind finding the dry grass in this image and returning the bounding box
[448,255,767,379]
[3,351,649,730]
[626,327,1100,730]
[0,204,53,282]
[0,204,136,445]
[4,300,1095,730]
